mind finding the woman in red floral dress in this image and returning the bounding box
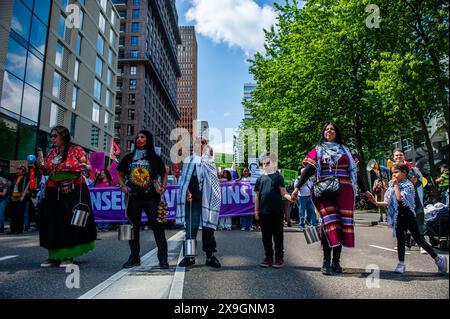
[37,126,97,267]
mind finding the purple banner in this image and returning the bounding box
[90,181,256,223]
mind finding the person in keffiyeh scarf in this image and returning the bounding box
[366,163,447,275]
[176,136,222,268]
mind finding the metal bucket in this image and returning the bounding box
[118,224,134,241]
[304,225,320,244]
[183,239,197,257]
[71,207,89,227]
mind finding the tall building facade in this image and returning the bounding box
[113,0,181,164]
[176,26,197,143]
[0,0,52,166]
[243,83,256,121]
[0,0,120,169]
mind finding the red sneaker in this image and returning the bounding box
[272,258,284,268]
[260,257,273,268]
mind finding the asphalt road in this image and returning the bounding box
[0,213,448,299]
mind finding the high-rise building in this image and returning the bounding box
[195,120,208,140]
[243,83,256,121]
[176,26,197,145]
[0,0,120,168]
[113,0,181,164]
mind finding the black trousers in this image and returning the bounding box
[396,206,437,262]
[9,200,24,233]
[185,198,217,255]
[259,212,284,259]
[127,196,168,263]
[321,227,342,263]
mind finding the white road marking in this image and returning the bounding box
[168,246,186,299]
[369,245,410,254]
[0,255,18,261]
[78,230,185,299]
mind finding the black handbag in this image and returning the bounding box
[313,166,342,200]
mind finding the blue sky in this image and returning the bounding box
[175,0,282,153]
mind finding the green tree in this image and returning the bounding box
[245,0,402,188]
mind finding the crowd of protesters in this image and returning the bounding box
[0,123,448,276]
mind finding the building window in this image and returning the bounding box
[128,109,135,120]
[96,56,103,77]
[132,9,139,19]
[129,79,137,90]
[130,66,137,75]
[131,22,139,32]
[92,102,100,123]
[97,34,104,55]
[50,103,58,127]
[99,0,107,12]
[109,28,115,46]
[76,34,82,55]
[127,125,134,136]
[70,113,77,137]
[72,86,78,109]
[94,79,102,100]
[104,112,109,129]
[111,10,116,26]
[120,23,126,32]
[99,13,106,33]
[107,68,112,87]
[130,50,138,58]
[55,42,63,67]
[128,94,136,105]
[133,0,140,5]
[106,90,111,108]
[74,59,80,81]
[79,10,84,29]
[58,13,65,39]
[11,0,32,41]
[108,49,113,64]
[131,36,139,46]
[91,125,99,147]
[52,72,61,98]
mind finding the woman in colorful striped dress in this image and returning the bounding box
[292,123,358,275]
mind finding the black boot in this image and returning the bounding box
[178,257,195,267]
[122,256,141,269]
[331,245,343,273]
[205,255,221,268]
[322,248,332,275]
[322,260,332,275]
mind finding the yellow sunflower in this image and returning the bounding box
[130,166,151,187]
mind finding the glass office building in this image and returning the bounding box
[0,0,51,165]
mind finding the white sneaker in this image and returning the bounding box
[435,255,448,275]
[394,262,406,274]
[59,258,74,267]
[241,227,245,231]
[420,248,427,255]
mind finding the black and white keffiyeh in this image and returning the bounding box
[176,150,221,229]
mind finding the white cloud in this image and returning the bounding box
[185,0,277,55]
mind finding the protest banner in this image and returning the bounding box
[90,181,256,223]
